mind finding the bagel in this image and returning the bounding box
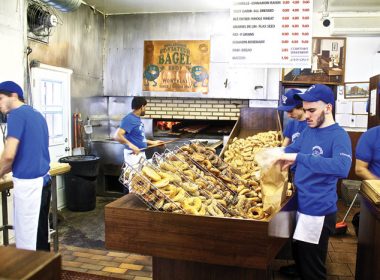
[153,178,170,188]
[198,205,206,216]
[160,184,177,197]
[248,207,265,220]
[203,160,213,169]
[206,202,224,217]
[130,175,150,194]
[142,166,161,181]
[163,202,181,212]
[192,153,205,162]
[181,182,199,194]
[154,197,165,209]
[171,188,186,202]
[183,197,202,212]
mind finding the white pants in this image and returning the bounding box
[123,149,146,167]
[13,176,44,250]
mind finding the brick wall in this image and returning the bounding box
[145,98,249,120]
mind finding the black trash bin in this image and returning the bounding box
[59,155,100,211]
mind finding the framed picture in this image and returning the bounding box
[282,37,346,85]
[344,82,369,99]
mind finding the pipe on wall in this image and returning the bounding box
[39,0,81,12]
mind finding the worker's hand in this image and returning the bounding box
[129,143,141,155]
[274,153,297,171]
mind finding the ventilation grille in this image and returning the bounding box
[331,16,380,35]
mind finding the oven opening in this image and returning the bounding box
[153,119,235,138]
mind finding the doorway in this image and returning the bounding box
[31,63,72,209]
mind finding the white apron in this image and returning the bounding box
[13,176,44,251]
[123,149,146,167]
[293,211,325,244]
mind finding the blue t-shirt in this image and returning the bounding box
[285,123,352,216]
[120,113,147,149]
[7,105,50,179]
[356,126,380,177]
[283,119,307,144]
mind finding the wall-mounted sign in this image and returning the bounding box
[230,0,313,68]
[143,40,210,93]
[282,37,346,85]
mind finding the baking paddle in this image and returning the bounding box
[139,138,182,152]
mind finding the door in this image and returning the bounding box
[31,64,72,209]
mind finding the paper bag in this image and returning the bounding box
[259,162,288,214]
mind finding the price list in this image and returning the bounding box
[230,0,313,67]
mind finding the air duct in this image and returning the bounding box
[39,0,81,12]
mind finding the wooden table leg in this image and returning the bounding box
[50,177,59,252]
[1,190,9,245]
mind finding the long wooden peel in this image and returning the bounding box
[276,110,284,142]
[139,138,182,152]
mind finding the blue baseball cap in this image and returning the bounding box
[295,84,335,106]
[0,81,24,99]
[277,89,303,111]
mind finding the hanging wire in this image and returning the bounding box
[26,46,33,107]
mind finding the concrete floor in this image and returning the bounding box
[58,196,359,279]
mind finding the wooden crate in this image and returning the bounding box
[105,194,294,280]
[220,107,281,156]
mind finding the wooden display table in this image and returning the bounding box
[0,162,71,252]
[105,194,292,280]
[355,191,380,280]
[0,246,61,279]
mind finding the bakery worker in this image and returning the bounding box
[355,125,380,179]
[0,81,51,251]
[275,84,352,280]
[277,88,307,147]
[114,96,163,165]
[277,88,307,277]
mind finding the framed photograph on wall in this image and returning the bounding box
[344,82,369,99]
[282,37,346,85]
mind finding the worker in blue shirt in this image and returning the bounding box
[114,96,163,165]
[277,88,307,277]
[355,125,380,179]
[277,89,307,147]
[276,84,352,280]
[0,81,51,251]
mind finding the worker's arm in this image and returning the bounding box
[281,137,291,147]
[0,137,19,178]
[113,127,140,154]
[355,159,380,180]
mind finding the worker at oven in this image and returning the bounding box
[114,96,163,166]
[355,125,380,179]
[0,81,51,251]
[275,84,352,280]
[277,89,307,147]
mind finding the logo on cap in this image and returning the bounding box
[306,85,316,93]
[282,95,288,105]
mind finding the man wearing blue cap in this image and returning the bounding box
[278,89,307,147]
[276,84,352,280]
[277,88,307,277]
[0,81,51,251]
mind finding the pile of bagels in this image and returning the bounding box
[124,131,288,220]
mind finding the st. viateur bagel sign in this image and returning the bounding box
[143,40,210,93]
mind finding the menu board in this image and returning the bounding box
[230,0,313,68]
